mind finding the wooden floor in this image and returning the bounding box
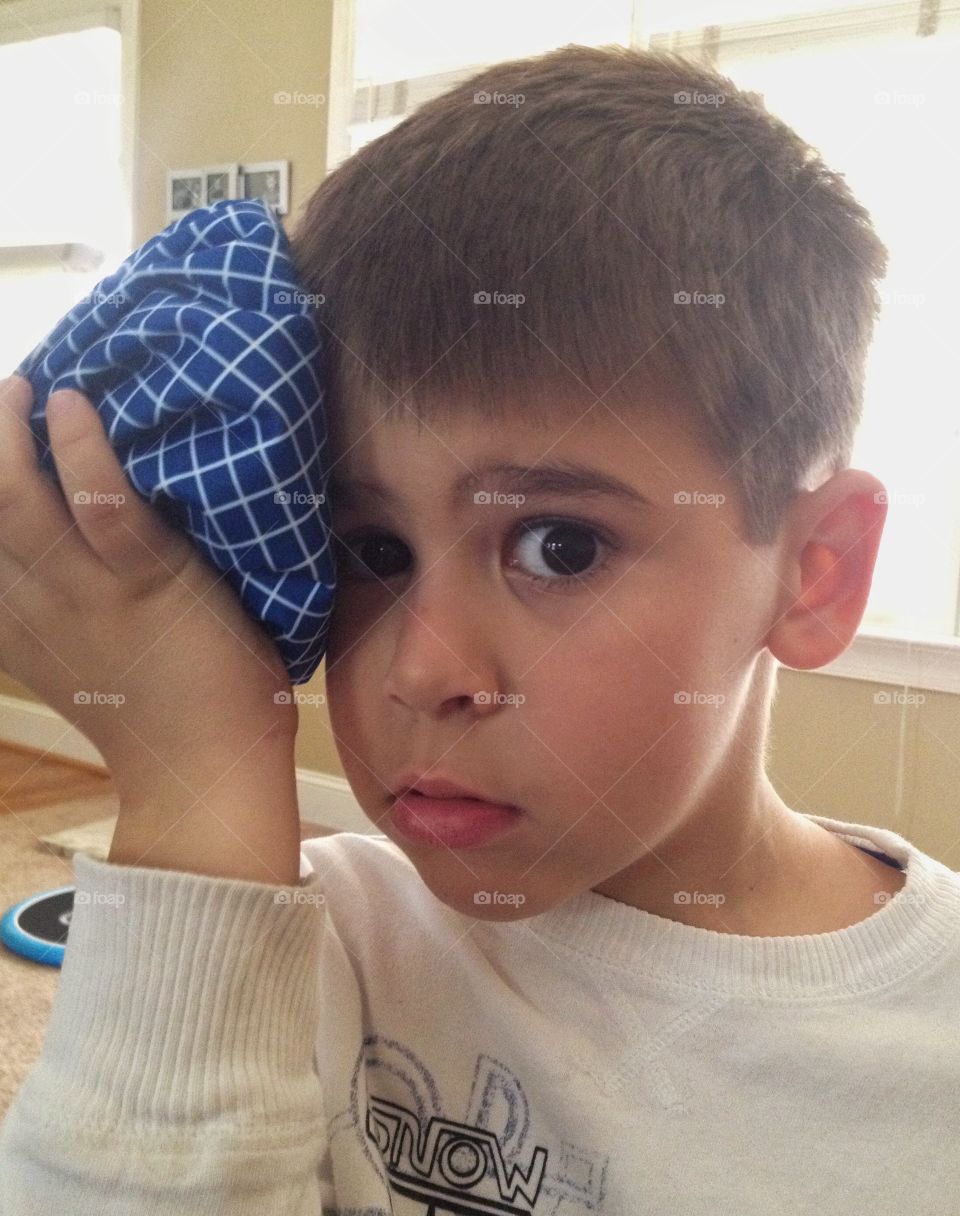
[0,740,113,814]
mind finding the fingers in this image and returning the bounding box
[0,375,197,592]
[0,376,78,564]
[0,376,42,474]
[44,387,195,583]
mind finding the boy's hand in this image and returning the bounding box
[0,375,302,882]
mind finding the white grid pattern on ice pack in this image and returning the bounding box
[18,199,334,685]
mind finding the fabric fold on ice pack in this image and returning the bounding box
[16,199,334,685]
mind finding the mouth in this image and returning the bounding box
[388,774,522,850]
[392,773,517,806]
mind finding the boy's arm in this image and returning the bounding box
[0,377,335,1209]
[0,850,331,1215]
[0,375,305,884]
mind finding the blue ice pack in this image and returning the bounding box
[15,199,334,685]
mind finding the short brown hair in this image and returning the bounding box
[290,43,887,545]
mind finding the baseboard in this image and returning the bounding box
[295,767,381,835]
[0,693,379,836]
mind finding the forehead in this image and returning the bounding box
[326,390,725,508]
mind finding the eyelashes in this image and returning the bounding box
[334,516,619,594]
[506,519,614,591]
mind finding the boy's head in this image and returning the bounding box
[290,45,890,923]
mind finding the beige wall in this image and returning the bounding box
[132,0,334,246]
[2,0,958,864]
[768,672,960,869]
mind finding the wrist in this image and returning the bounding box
[108,730,302,884]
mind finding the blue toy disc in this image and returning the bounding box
[0,886,75,967]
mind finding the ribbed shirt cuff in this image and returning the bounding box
[15,850,327,1130]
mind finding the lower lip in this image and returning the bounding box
[389,792,522,850]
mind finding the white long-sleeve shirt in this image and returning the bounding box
[2,812,959,1214]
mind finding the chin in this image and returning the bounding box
[375,823,560,920]
[410,864,551,922]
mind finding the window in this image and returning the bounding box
[330,0,960,679]
[0,5,131,378]
[646,4,960,650]
[336,0,635,162]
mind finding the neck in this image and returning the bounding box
[592,786,904,936]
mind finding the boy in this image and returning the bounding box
[1,43,958,1214]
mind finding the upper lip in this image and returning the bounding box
[392,772,514,806]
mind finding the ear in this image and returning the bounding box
[765,469,888,671]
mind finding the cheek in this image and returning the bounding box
[519,599,726,793]
[324,583,374,666]
[522,630,666,760]
[323,589,390,733]
[531,590,694,712]
[323,638,384,795]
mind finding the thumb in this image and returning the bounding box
[45,388,195,582]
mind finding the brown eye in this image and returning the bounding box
[336,531,410,580]
[510,520,603,579]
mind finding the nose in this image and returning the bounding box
[383,564,505,717]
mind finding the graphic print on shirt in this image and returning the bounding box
[327,1034,610,1213]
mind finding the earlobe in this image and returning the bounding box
[765,471,888,672]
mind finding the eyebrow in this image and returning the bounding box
[328,460,657,512]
